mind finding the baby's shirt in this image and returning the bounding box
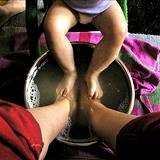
[63,0,114,15]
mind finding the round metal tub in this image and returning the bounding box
[24,42,135,146]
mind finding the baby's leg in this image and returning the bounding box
[43,0,78,97]
[85,1,128,99]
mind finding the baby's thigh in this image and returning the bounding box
[92,1,127,35]
[44,0,78,33]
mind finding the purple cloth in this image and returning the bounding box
[0,52,31,106]
[63,0,114,15]
[121,36,160,95]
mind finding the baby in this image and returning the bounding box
[43,0,127,99]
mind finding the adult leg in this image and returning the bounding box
[79,82,135,152]
[28,98,70,159]
[88,100,135,152]
[43,0,78,97]
[28,85,77,159]
[28,99,76,159]
[85,1,128,99]
[0,0,25,27]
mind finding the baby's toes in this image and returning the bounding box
[62,88,68,97]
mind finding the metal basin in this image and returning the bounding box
[24,42,135,146]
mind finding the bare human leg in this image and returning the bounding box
[28,86,77,159]
[0,0,25,27]
[43,0,78,97]
[85,1,128,99]
[79,81,136,152]
[28,99,70,159]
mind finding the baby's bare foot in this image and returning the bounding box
[56,72,77,97]
[85,74,103,100]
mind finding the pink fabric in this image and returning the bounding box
[121,36,160,95]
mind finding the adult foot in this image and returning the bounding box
[79,81,97,126]
[56,82,78,117]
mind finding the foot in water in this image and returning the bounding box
[85,73,103,100]
[56,71,77,97]
[56,80,78,117]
